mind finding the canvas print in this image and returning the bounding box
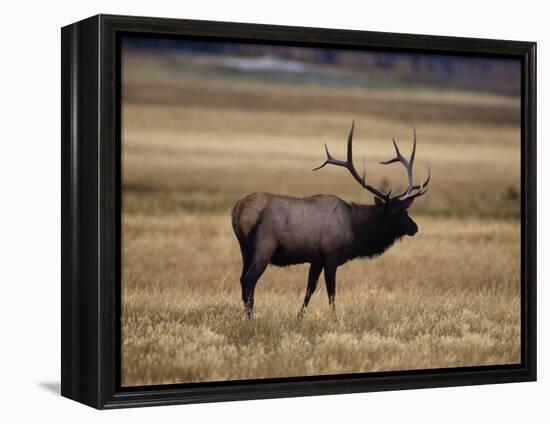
[121,36,521,386]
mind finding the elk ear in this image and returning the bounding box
[401,197,414,209]
[374,197,385,206]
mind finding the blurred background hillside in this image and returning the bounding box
[122,37,521,219]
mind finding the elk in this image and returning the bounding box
[231,120,430,318]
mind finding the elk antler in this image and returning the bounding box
[313,119,391,201]
[380,125,430,202]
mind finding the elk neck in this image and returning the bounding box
[348,202,405,259]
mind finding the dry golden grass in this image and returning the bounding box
[122,214,520,385]
[121,50,521,386]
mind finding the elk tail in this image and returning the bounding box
[231,192,269,244]
[231,201,245,243]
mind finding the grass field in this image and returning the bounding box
[121,50,521,386]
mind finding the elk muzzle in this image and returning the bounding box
[406,219,418,236]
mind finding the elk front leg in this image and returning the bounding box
[323,263,337,316]
[298,263,323,319]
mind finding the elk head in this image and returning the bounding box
[313,119,430,238]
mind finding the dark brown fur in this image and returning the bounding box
[231,192,418,317]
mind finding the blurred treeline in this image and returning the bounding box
[124,37,521,96]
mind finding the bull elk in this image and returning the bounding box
[231,120,430,318]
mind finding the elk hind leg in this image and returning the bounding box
[237,241,252,304]
[242,239,276,318]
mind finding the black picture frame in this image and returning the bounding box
[61,14,537,409]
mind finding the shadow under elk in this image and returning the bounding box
[231,120,430,318]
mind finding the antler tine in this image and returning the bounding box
[313,119,390,201]
[312,143,346,171]
[381,126,426,200]
[400,163,431,201]
[380,138,406,165]
[410,125,417,168]
[400,163,431,194]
